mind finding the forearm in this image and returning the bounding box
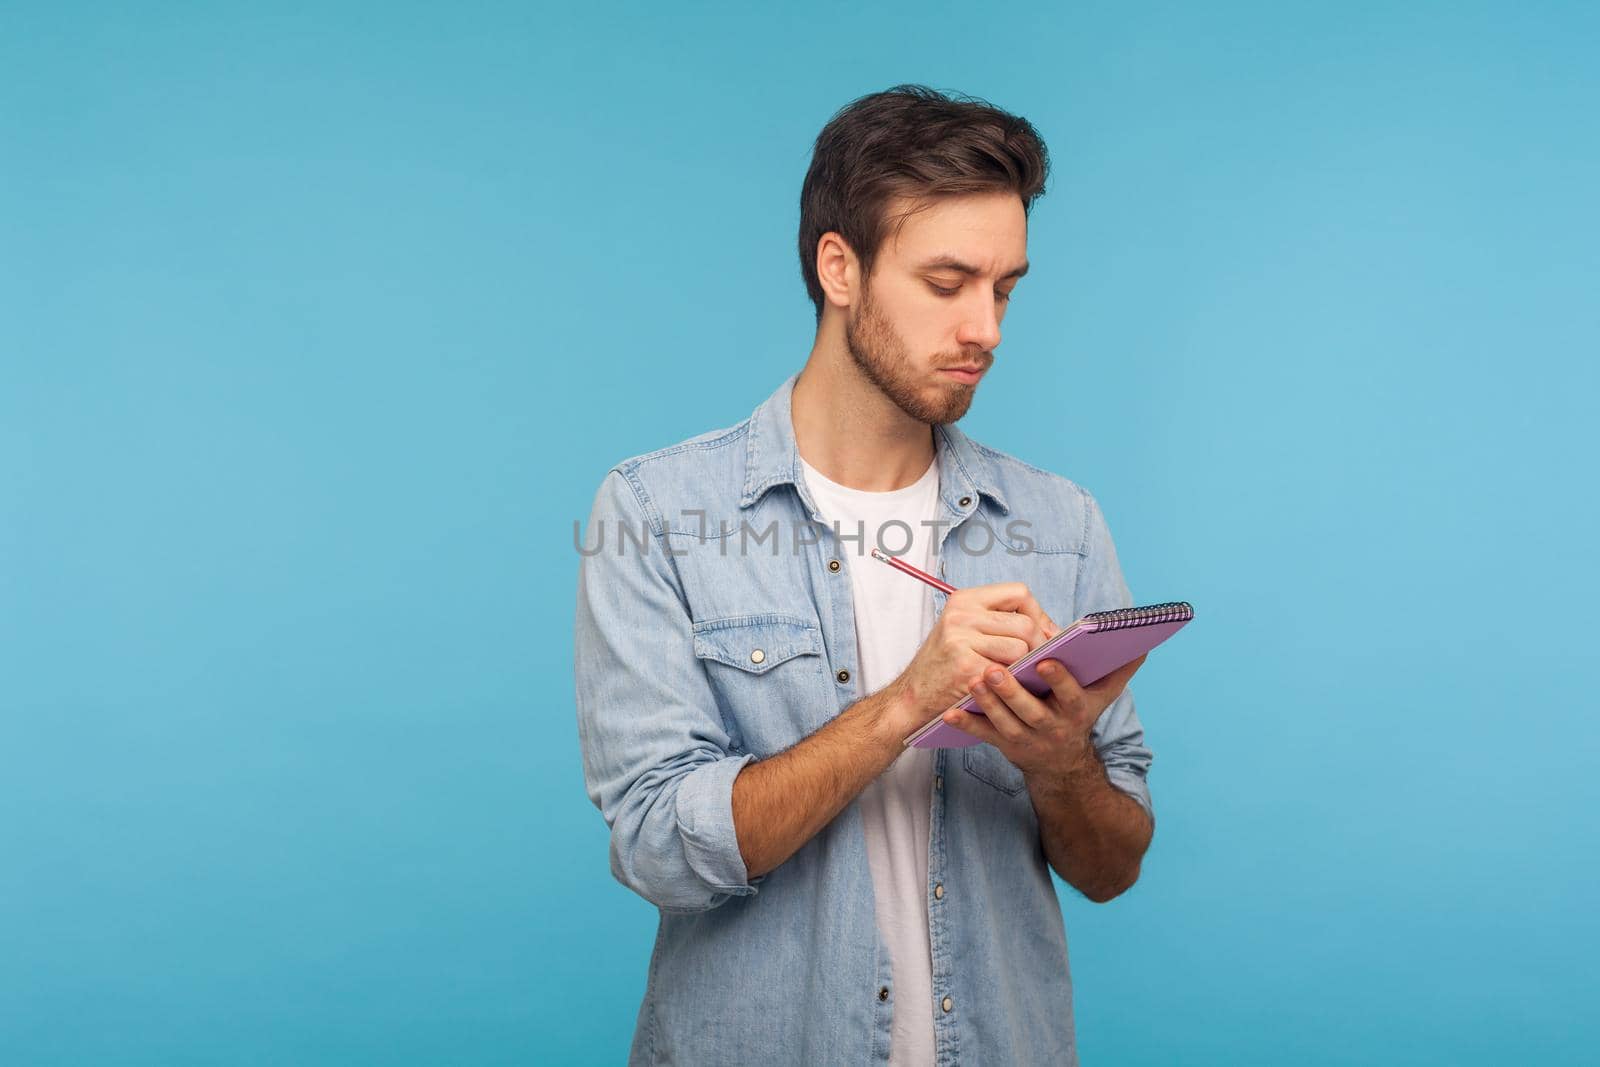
[732,684,912,879]
[1026,745,1152,903]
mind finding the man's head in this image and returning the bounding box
[799,85,1050,424]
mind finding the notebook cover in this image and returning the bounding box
[904,602,1193,749]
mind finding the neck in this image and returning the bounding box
[791,345,935,493]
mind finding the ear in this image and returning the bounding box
[814,231,860,312]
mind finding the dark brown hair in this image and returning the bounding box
[798,84,1051,323]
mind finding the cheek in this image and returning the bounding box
[896,305,950,352]
[881,303,939,354]
[870,282,955,360]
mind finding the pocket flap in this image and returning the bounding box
[962,742,1027,796]
[692,614,824,674]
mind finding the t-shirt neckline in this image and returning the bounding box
[797,453,938,501]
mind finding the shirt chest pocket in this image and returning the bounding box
[691,613,828,756]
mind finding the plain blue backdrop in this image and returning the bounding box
[3,2,1596,1064]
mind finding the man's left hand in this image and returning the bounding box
[942,653,1148,781]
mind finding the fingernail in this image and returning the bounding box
[1038,661,1058,677]
[985,668,1005,685]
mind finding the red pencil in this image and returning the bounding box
[869,547,957,595]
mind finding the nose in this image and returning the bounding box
[955,292,1003,352]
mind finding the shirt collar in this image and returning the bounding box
[739,371,1011,517]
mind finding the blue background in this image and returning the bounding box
[4,2,1596,1063]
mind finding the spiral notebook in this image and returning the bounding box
[904,601,1195,749]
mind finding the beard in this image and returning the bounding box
[845,282,981,425]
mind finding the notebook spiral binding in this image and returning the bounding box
[1081,601,1194,630]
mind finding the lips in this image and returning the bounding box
[940,365,987,383]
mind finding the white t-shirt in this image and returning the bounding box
[798,452,939,1067]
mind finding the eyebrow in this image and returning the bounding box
[917,255,1030,280]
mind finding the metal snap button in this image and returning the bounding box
[958,495,971,507]
[878,986,889,1002]
[828,559,841,572]
[750,649,765,664]
[836,669,851,684]
[942,996,953,1013]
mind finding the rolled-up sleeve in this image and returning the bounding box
[1075,488,1157,828]
[573,469,763,912]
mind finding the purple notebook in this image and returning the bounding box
[904,601,1194,749]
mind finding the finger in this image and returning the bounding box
[976,608,1050,649]
[1034,657,1086,703]
[953,588,1056,646]
[967,632,1032,667]
[962,581,1034,611]
[968,673,1034,741]
[941,707,1004,746]
[979,665,1052,730]
[1003,587,1055,646]
[968,583,1050,631]
[1011,590,1057,644]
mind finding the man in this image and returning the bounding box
[573,84,1155,1065]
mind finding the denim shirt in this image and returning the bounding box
[573,372,1154,1066]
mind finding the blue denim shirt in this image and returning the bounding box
[573,372,1154,1065]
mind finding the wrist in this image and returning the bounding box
[867,678,920,749]
[1026,739,1102,794]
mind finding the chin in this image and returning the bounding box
[933,392,976,422]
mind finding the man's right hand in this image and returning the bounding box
[886,582,1059,734]
[733,582,1059,879]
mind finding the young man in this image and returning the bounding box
[574,85,1155,1066]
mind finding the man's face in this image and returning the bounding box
[844,190,1029,424]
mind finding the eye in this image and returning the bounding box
[996,290,1013,303]
[928,282,960,297]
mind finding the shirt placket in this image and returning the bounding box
[927,479,980,1066]
[789,475,900,1058]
